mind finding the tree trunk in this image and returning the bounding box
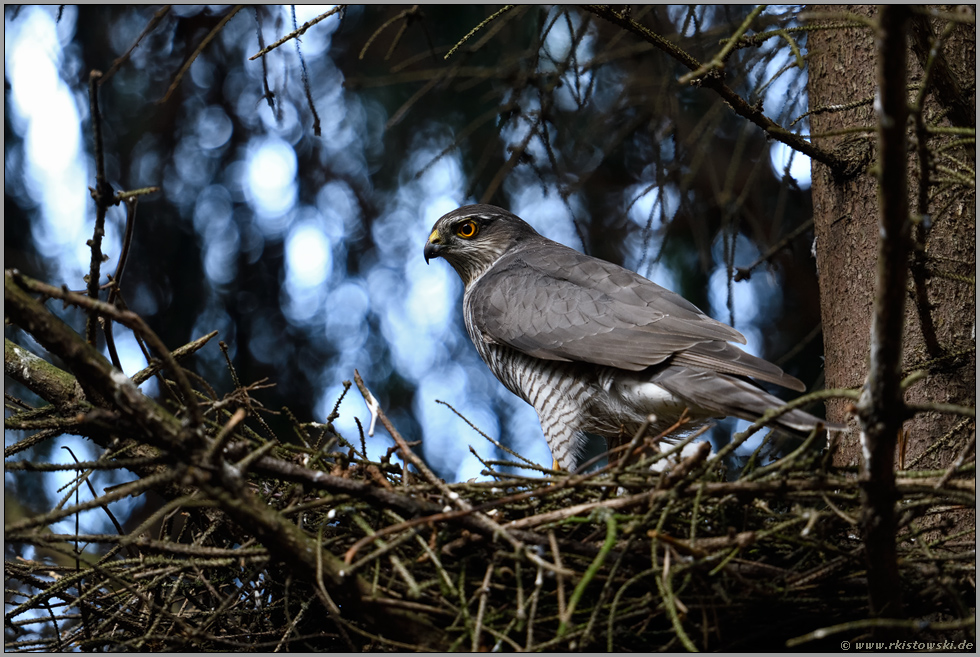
[808,4,975,473]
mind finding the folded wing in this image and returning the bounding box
[469,240,805,391]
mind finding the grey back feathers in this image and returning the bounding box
[425,204,838,471]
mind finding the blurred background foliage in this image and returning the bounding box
[5,4,826,495]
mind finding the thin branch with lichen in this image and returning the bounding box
[249,5,344,61]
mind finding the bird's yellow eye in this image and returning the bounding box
[455,219,479,239]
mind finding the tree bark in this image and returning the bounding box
[808,4,975,473]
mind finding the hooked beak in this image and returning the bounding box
[423,228,442,264]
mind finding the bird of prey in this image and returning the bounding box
[423,204,837,471]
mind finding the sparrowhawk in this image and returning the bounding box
[424,204,836,471]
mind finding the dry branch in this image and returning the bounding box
[854,5,910,622]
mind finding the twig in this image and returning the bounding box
[734,219,814,281]
[160,5,244,103]
[85,70,116,346]
[205,408,246,465]
[291,6,321,136]
[935,431,976,490]
[445,5,515,60]
[656,548,698,651]
[557,509,617,637]
[5,455,165,473]
[100,6,171,85]
[854,4,909,623]
[437,399,537,467]
[359,6,419,60]
[249,6,344,60]
[547,529,568,631]
[102,194,142,370]
[677,4,767,85]
[908,18,955,361]
[251,8,276,111]
[791,95,876,127]
[471,560,495,651]
[906,402,976,418]
[131,331,219,386]
[313,526,357,651]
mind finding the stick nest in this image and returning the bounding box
[4,294,976,651]
[4,320,976,651]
